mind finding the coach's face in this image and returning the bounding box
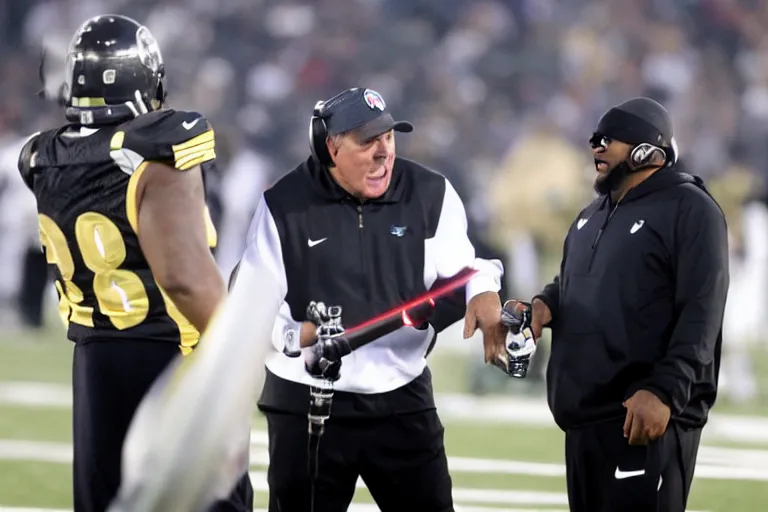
[591,134,633,191]
[328,129,396,200]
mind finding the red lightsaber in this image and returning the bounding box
[304,267,479,495]
[341,267,478,351]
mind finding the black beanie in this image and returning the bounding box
[595,97,674,148]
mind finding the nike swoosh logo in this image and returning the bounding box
[577,218,588,230]
[307,237,327,247]
[182,118,201,130]
[630,220,645,234]
[615,467,645,479]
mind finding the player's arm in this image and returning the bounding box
[135,162,225,333]
[117,110,226,334]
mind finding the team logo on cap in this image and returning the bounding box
[363,89,386,111]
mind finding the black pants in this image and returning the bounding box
[72,340,253,512]
[565,418,702,512]
[264,409,453,512]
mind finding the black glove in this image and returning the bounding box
[306,301,345,339]
[304,337,351,381]
[304,301,348,381]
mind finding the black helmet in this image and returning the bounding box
[63,14,166,125]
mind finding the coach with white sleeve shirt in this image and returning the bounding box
[230,87,505,512]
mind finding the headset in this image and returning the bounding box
[592,133,678,170]
[630,142,666,168]
[632,136,678,169]
[309,88,366,167]
[308,100,332,167]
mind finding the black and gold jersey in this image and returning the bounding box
[19,109,217,354]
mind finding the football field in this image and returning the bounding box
[1,325,768,511]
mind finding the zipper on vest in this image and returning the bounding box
[357,204,370,302]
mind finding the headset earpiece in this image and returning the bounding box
[630,143,666,169]
[309,101,333,167]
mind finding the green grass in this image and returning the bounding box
[446,421,564,462]
[688,479,768,512]
[0,327,73,383]
[1,323,768,511]
[0,461,72,508]
[0,406,71,442]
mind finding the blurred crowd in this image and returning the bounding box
[0,0,767,403]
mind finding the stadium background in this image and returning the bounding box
[1,0,768,510]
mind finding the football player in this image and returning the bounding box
[18,14,253,512]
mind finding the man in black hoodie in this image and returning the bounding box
[516,98,729,512]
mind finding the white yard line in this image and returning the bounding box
[435,393,768,446]
[2,380,767,445]
[247,469,571,506]
[3,437,767,483]
[0,382,70,408]
[264,446,768,483]
[0,440,70,463]
[3,377,768,457]
[249,430,768,471]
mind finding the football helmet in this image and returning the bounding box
[63,14,166,125]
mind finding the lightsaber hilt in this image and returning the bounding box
[304,301,344,493]
[307,380,333,438]
[306,342,337,512]
[307,380,332,512]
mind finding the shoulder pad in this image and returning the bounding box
[113,109,215,172]
[17,132,41,190]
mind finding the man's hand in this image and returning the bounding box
[531,298,552,340]
[464,291,507,363]
[301,301,345,348]
[623,390,671,446]
[300,322,319,348]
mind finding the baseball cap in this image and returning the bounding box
[320,88,413,141]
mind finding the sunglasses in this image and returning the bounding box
[589,132,610,150]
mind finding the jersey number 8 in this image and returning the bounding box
[38,212,150,330]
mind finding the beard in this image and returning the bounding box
[594,161,631,195]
